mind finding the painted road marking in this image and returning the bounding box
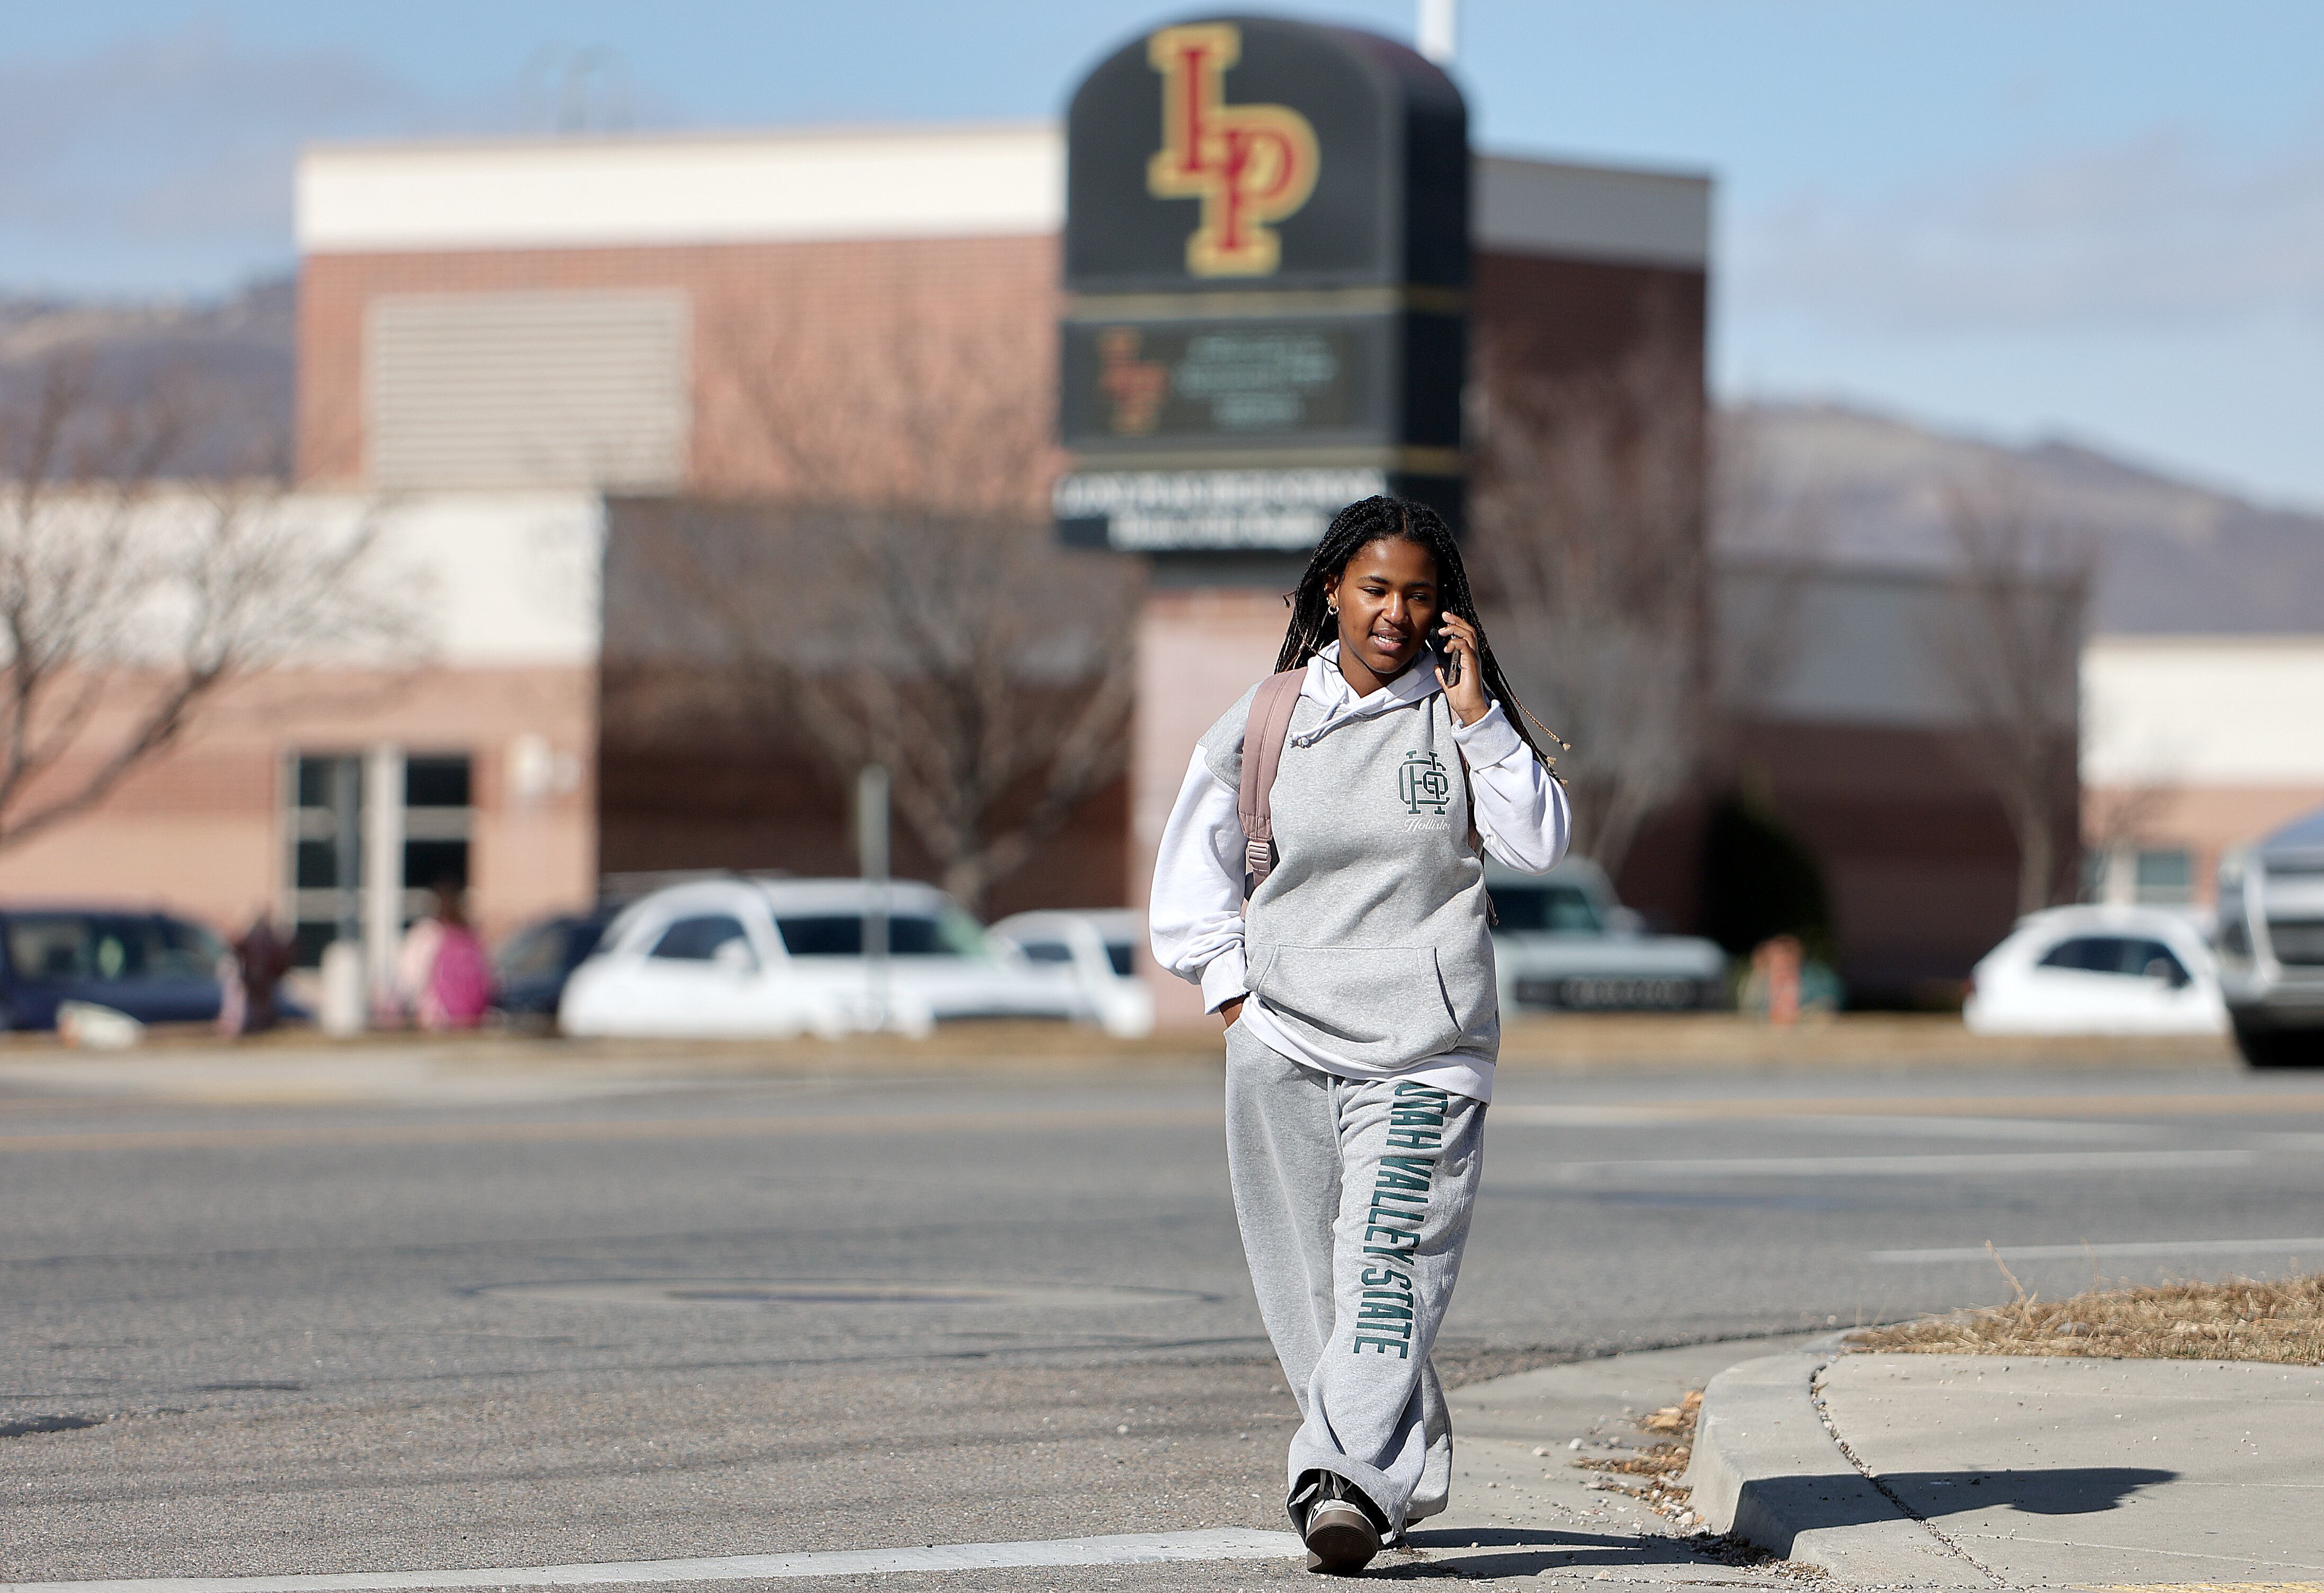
[1875,1236,2324,1264]
[0,1106,1218,1156]
[1495,1092,2324,1123]
[0,1529,1303,1593]
[1546,1149,2251,1179]
[1497,1106,2168,1141]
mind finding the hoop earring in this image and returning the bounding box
[1327,603,1338,616]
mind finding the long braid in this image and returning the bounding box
[1275,495,1567,771]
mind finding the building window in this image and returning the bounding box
[283,750,475,968]
[401,754,474,923]
[2134,848,2194,905]
[289,754,364,967]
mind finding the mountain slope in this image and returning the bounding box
[1726,402,2324,635]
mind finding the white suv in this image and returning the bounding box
[559,877,1086,1039]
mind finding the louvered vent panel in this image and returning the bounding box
[369,291,689,488]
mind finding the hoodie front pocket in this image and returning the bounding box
[1249,944,1460,1069]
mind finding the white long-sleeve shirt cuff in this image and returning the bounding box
[1199,944,1249,1012]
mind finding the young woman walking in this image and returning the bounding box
[1150,496,1571,1574]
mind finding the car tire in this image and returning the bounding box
[2233,1020,2324,1070]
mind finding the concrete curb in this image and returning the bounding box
[1684,1350,1974,1585]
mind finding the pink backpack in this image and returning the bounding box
[1235,670,1307,906]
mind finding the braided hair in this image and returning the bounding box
[1275,495,1565,769]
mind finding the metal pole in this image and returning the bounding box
[1416,0,1457,64]
[857,764,890,1030]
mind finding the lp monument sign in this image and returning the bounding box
[1056,16,1469,554]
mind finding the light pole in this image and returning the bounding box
[857,763,890,1030]
[1416,0,1457,64]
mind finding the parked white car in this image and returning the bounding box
[559,877,1086,1039]
[1487,859,1731,1012]
[987,909,1155,1038]
[1963,904,2227,1036]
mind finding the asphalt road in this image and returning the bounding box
[7,1044,2324,1588]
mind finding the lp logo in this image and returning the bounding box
[1145,23,1320,277]
[1399,751,1451,815]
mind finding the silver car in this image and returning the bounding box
[1487,858,1729,1012]
[2216,805,2324,1067]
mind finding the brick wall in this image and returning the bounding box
[299,235,1061,496]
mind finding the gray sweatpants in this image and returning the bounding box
[1223,1020,1486,1536]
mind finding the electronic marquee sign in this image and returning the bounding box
[1056,16,1470,555]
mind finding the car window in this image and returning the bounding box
[2131,940,2188,982]
[649,915,750,961]
[2038,935,2187,979]
[2039,936,2122,973]
[780,910,980,961]
[1488,884,1603,934]
[1016,939,1074,965]
[498,921,572,980]
[7,915,98,981]
[1104,941,1134,977]
[777,913,986,957]
[778,915,862,956]
[144,916,224,978]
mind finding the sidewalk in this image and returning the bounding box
[1691,1345,2324,1587]
[0,1010,2235,1104]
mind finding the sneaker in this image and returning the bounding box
[1302,1477,1382,1575]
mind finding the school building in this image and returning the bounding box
[21,59,2258,1007]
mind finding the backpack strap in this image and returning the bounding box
[1235,668,1307,906]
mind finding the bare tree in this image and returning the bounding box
[1930,473,2094,915]
[0,357,415,851]
[1706,405,1830,741]
[1467,334,1708,878]
[629,314,1140,912]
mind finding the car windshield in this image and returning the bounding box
[777,911,987,958]
[6,914,220,982]
[1104,941,1134,977]
[1488,884,1602,934]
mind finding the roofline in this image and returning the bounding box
[298,121,1058,162]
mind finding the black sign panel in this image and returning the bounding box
[1061,317,1382,451]
[1066,16,1467,293]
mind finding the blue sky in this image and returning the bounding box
[7,2,2322,508]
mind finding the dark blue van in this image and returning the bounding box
[0,908,227,1031]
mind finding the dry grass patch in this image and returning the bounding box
[1851,1265,2324,1364]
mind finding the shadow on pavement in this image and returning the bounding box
[1390,1526,1755,1581]
[1885,1466,2179,1516]
[1734,1465,2177,1552]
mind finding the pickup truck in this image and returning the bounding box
[1486,858,1731,1012]
[2216,805,2324,1067]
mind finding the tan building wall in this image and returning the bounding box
[0,664,596,948]
[2083,634,2324,907]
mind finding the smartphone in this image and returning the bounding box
[1438,625,1461,684]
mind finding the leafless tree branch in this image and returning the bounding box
[622,312,1140,912]
[1467,330,1709,878]
[1929,470,2094,914]
[0,357,420,852]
